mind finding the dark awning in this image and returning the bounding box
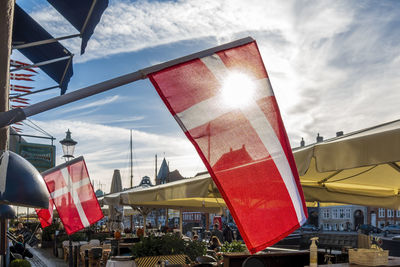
[47,0,109,55]
[12,4,73,95]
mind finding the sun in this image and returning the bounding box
[221,71,255,108]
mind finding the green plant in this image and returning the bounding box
[131,234,206,262]
[10,259,31,267]
[221,240,246,253]
[42,222,60,241]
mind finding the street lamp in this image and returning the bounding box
[59,129,77,267]
[60,129,77,161]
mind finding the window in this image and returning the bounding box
[379,208,385,218]
[345,209,351,219]
[332,209,338,219]
[396,210,400,218]
[339,208,345,218]
[387,209,394,218]
[323,209,330,219]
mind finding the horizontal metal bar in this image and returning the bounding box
[10,55,72,72]
[12,34,80,50]
[10,133,55,140]
[0,37,255,128]
[9,85,59,99]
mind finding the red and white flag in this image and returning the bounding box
[10,84,33,93]
[10,59,38,73]
[36,157,103,234]
[9,73,34,81]
[36,198,54,228]
[149,40,307,253]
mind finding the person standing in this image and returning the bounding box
[223,224,233,243]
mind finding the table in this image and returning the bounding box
[305,256,400,266]
[105,259,137,267]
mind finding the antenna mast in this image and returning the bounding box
[130,129,133,188]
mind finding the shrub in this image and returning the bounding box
[221,240,246,253]
[10,259,31,267]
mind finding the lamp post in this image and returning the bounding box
[60,129,77,161]
[59,129,77,267]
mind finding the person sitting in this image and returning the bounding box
[10,235,33,261]
[15,223,28,237]
[208,236,222,252]
[210,224,223,243]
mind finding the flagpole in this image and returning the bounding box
[0,37,255,128]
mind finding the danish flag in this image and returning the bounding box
[36,157,103,234]
[9,73,34,81]
[149,40,307,253]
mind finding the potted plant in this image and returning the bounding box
[10,259,31,267]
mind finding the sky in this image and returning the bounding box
[12,0,400,193]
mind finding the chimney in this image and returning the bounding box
[300,137,305,147]
[336,131,344,137]
[316,133,323,143]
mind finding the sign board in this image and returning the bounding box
[17,142,56,172]
[182,212,202,223]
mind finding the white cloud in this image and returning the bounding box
[22,0,400,188]
[67,95,120,112]
[24,119,205,192]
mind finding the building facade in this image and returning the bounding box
[319,205,367,231]
[367,207,400,228]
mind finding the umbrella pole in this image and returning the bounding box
[130,215,133,233]
[0,218,6,267]
[143,214,147,237]
[179,210,183,236]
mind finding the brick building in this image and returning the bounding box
[367,207,400,228]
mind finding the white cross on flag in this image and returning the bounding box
[149,39,308,253]
[36,156,103,234]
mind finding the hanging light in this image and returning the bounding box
[59,129,77,160]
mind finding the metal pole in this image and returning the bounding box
[0,218,6,267]
[130,130,133,188]
[0,37,255,128]
[0,3,14,265]
[179,210,183,236]
[130,129,133,232]
[69,238,73,267]
[12,34,80,50]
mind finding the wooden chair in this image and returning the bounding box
[62,240,70,261]
[63,241,79,263]
[79,243,93,266]
[101,243,111,266]
[89,247,103,267]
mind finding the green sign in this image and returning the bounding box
[17,143,56,172]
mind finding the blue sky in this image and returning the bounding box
[12,0,400,192]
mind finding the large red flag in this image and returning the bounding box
[149,40,307,253]
[38,157,103,234]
